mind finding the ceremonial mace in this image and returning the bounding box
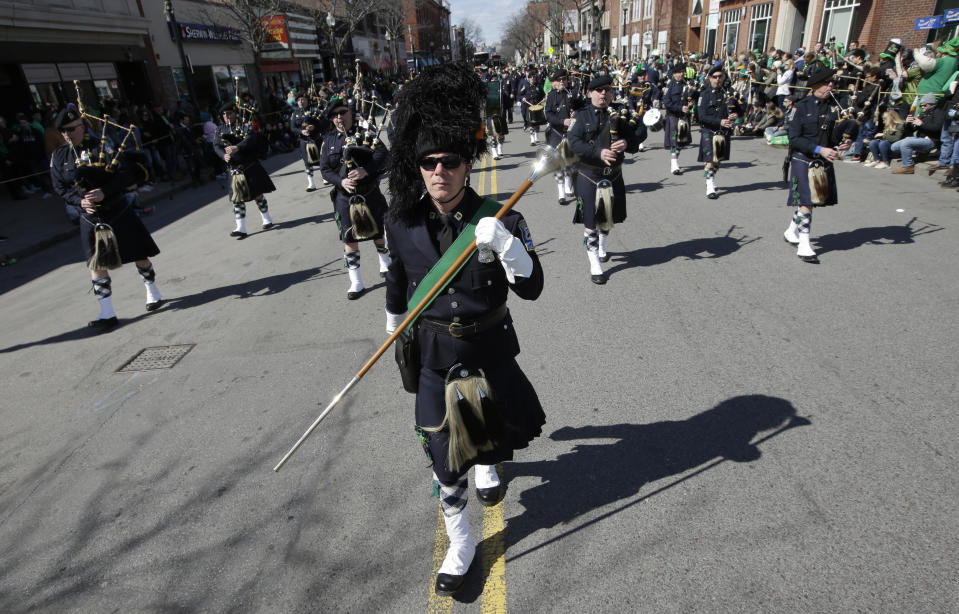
[274,144,576,472]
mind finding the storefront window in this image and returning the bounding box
[748,3,773,52]
[722,8,744,56]
[819,0,860,49]
[94,79,121,102]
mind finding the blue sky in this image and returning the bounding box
[450,0,515,45]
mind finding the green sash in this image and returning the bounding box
[406,197,501,311]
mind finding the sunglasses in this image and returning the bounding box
[332,109,350,117]
[418,154,464,171]
[592,87,611,93]
[60,124,83,133]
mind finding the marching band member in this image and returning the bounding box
[384,64,545,597]
[697,66,736,199]
[213,103,275,238]
[319,98,390,299]
[567,75,643,283]
[50,107,163,331]
[783,69,857,263]
[544,68,576,204]
[289,92,328,192]
[663,63,690,175]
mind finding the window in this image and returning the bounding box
[644,0,653,20]
[819,0,861,48]
[692,0,703,17]
[748,2,773,52]
[722,8,744,56]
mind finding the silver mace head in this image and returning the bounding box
[527,143,577,183]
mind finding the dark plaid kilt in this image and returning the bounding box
[787,151,838,207]
[415,358,545,485]
[697,127,731,163]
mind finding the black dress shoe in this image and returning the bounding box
[798,254,820,264]
[476,486,502,507]
[305,186,317,192]
[599,253,610,263]
[706,192,719,200]
[435,572,467,596]
[262,223,274,230]
[672,169,683,175]
[590,273,607,285]
[88,316,118,332]
[145,299,165,312]
[230,230,247,239]
[347,287,365,300]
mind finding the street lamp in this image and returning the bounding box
[385,30,394,75]
[326,12,338,82]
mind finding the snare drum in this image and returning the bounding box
[528,104,547,126]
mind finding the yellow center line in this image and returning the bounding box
[480,463,508,614]
[427,155,509,613]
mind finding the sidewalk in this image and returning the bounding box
[0,178,195,266]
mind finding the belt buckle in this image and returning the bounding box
[602,166,612,176]
[448,322,464,338]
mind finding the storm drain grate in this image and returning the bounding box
[117,344,195,372]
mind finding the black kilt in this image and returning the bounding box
[787,152,838,207]
[416,358,545,485]
[332,186,388,242]
[80,195,159,264]
[697,127,731,163]
[572,167,627,228]
[663,113,682,149]
[232,161,276,200]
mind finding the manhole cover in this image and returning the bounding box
[117,344,195,372]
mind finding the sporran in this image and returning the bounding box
[808,159,829,205]
[306,141,320,165]
[712,133,728,163]
[424,364,506,472]
[230,170,250,204]
[349,194,379,239]
[89,222,122,271]
[595,179,614,232]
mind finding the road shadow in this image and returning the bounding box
[815,217,944,256]
[502,394,810,560]
[720,180,785,195]
[0,311,158,354]
[605,225,758,277]
[625,178,666,193]
[162,258,344,311]
[264,211,334,231]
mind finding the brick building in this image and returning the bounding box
[403,0,452,67]
[569,0,954,62]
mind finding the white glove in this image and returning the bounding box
[386,310,406,334]
[474,217,533,283]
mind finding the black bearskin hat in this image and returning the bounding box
[387,64,487,222]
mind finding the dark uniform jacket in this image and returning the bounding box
[697,86,730,132]
[567,103,642,172]
[788,94,857,156]
[318,128,388,195]
[289,107,327,143]
[385,189,543,371]
[50,136,142,213]
[212,123,266,168]
[663,79,688,116]
[544,88,572,138]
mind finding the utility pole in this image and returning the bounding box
[164,0,199,117]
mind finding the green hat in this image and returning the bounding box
[937,36,959,56]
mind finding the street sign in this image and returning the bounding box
[945,8,959,23]
[915,16,943,30]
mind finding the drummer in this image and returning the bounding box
[518,66,545,145]
[485,71,509,160]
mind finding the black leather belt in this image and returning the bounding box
[419,305,508,338]
[579,163,622,176]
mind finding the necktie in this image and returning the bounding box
[438,214,456,254]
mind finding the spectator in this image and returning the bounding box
[866,109,907,169]
[765,94,797,143]
[890,93,946,173]
[11,112,53,198]
[775,59,794,109]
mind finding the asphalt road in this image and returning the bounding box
[0,122,957,613]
